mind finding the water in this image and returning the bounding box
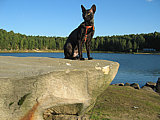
[0,52,160,87]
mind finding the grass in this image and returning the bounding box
[88,85,160,120]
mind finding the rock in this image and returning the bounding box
[43,103,83,120]
[132,106,139,109]
[124,83,130,86]
[145,82,156,90]
[156,78,160,93]
[118,83,124,86]
[44,114,90,120]
[111,84,119,86]
[111,83,124,86]
[141,86,155,92]
[0,56,119,120]
[130,83,140,89]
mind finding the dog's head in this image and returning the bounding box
[81,4,96,22]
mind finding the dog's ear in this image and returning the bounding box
[91,4,96,14]
[81,5,86,13]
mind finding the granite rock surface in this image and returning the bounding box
[0,56,119,120]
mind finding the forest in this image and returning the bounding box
[0,29,160,52]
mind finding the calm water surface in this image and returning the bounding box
[0,52,160,87]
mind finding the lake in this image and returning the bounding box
[0,52,160,87]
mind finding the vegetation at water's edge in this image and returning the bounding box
[0,29,160,53]
[88,85,160,120]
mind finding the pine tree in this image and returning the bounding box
[126,40,132,52]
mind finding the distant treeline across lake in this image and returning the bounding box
[0,29,160,52]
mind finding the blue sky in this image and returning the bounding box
[0,0,160,37]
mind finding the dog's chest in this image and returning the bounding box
[82,26,94,41]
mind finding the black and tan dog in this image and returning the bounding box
[64,4,96,60]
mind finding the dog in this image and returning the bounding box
[64,4,96,60]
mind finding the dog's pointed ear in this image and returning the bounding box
[91,4,96,13]
[81,5,86,13]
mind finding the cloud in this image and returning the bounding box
[146,0,153,1]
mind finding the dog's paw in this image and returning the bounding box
[80,58,85,60]
[72,57,78,60]
[88,57,93,60]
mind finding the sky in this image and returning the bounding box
[0,0,160,37]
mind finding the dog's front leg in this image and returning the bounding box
[78,40,85,60]
[86,31,94,60]
[85,41,93,60]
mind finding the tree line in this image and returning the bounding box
[0,29,160,52]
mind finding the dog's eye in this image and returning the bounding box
[88,13,90,15]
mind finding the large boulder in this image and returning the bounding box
[145,82,156,90]
[141,86,155,92]
[0,56,119,120]
[130,83,140,89]
[156,78,160,93]
[124,83,130,86]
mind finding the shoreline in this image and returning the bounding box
[0,50,64,53]
[0,50,160,55]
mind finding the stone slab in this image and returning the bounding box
[0,56,119,120]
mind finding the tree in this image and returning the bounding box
[19,39,24,50]
[0,28,160,52]
[119,39,126,51]
[135,35,145,49]
[49,38,56,50]
[94,37,99,50]
[91,38,95,50]
[23,37,28,50]
[126,40,132,52]
[133,41,138,52]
